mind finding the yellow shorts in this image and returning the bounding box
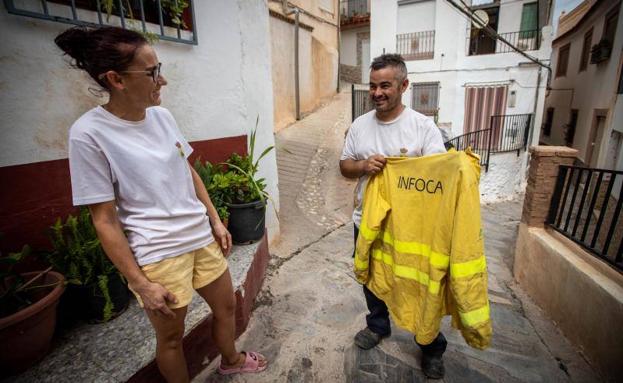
[130,242,228,309]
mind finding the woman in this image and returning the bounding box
[55,26,267,382]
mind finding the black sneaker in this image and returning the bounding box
[421,355,445,379]
[354,327,389,350]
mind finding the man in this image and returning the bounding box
[339,54,448,379]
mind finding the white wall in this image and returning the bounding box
[370,0,398,57]
[480,151,529,202]
[396,0,436,34]
[0,0,280,240]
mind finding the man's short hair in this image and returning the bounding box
[370,54,408,82]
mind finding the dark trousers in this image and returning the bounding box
[354,224,447,357]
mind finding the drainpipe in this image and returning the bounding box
[282,1,301,120]
[295,9,301,120]
[528,65,542,148]
[337,2,341,93]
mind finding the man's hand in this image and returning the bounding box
[212,220,233,257]
[363,154,387,175]
[132,280,178,318]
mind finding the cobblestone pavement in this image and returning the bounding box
[194,88,600,383]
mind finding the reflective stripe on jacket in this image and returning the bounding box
[354,150,492,349]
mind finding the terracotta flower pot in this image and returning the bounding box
[0,271,65,377]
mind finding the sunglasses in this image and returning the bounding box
[121,62,162,82]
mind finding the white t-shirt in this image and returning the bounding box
[340,107,447,227]
[68,106,214,266]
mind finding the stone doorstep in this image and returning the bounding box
[8,235,270,383]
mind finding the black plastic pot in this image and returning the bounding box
[227,200,266,244]
[57,272,129,325]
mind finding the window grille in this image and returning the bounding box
[411,82,439,117]
[4,0,197,45]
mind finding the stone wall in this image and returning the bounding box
[340,63,360,83]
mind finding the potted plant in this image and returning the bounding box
[45,208,129,323]
[221,118,275,244]
[193,159,230,226]
[0,246,65,377]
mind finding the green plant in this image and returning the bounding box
[193,159,230,221]
[101,0,190,34]
[221,116,275,205]
[0,246,56,318]
[46,208,120,322]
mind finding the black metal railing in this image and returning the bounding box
[5,0,197,44]
[340,0,369,19]
[397,31,435,60]
[445,128,492,171]
[497,29,541,53]
[489,114,531,154]
[547,166,623,272]
[351,83,373,122]
[468,29,541,56]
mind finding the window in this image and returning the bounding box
[618,61,623,94]
[412,82,440,116]
[520,2,538,38]
[319,0,333,13]
[556,43,571,77]
[603,7,620,46]
[5,0,196,44]
[565,109,578,146]
[579,29,593,72]
[543,108,554,137]
[468,6,499,55]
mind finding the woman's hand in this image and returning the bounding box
[212,221,233,257]
[131,280,178,318]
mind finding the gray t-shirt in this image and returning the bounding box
[68,106,214,266]
[340,107,447,227]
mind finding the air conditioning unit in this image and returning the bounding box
[590,39,612,64]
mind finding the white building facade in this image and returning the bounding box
[368,0,554,201]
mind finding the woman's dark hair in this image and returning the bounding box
[55,26,148,89]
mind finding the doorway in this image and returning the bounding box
[586,110,608,167]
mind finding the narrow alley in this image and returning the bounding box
[194,89,600,383]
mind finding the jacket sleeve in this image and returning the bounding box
[354,174,391,284]
[448,159,492,350]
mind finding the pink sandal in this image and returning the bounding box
[218,351,267,375]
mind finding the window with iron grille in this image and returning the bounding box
[556,43,570,77]
[4,0,197,45]
[579,28,592,72]
[411,82,440,116]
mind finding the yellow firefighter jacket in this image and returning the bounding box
[354,150,492,349]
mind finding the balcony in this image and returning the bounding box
[468,29,541,56]
[340,0,369,28]
[396,31,435,61]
